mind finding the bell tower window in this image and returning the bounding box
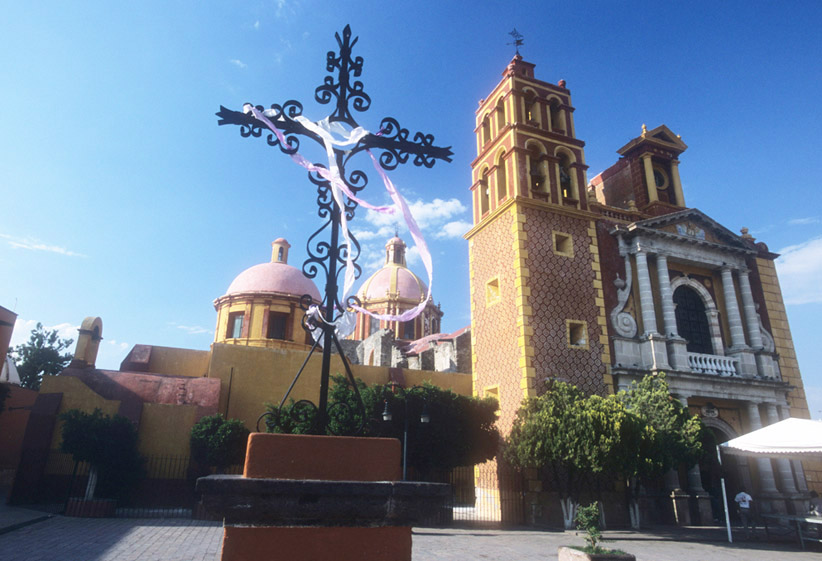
[479,169,490,215]
[528,145,546,194]
[496,153,507,201]
[495,98,506,135]
[558,152,577,202]
[482,114,491,145]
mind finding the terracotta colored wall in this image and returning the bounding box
[0,385,38,470]
[524,207,609,397]
[468,206,522,435]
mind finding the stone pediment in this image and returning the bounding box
[619,209,754,255]
[617,124,688,157]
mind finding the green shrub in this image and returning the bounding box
[190,414,249,472]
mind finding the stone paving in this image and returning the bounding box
[1,510,821,561]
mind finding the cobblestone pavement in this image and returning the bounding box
[1,516,820,561]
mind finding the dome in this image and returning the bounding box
[358,235,428,302]
[225,262,321,301]
[222,238,321,301]
[360,264,427,302]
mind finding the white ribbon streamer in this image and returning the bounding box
[243,104,434,330]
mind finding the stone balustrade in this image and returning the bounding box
[688,352,738,376]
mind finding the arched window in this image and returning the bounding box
[496,153,507,201]
[524,90,540,126]
[480,168,490,215]
[557,152,576,201]
[495,98,506,135]
[528,145,546,193]
[482,115,491,145]
[674,286,713,354]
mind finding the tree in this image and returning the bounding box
[190,414,250,473]
[505,382,640,528]
[11,322,73,390]
[59,408,144,500]
[617,373,706,528]
[264,375,499,477]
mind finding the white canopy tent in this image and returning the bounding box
[717,417,822,542]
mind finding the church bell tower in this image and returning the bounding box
[466,55,613,441]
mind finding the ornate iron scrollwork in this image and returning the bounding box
[218,25,451,435]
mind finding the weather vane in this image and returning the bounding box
[508,28,524,55]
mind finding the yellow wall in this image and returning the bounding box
[40,375,121,456]
[141,346,211,378]
[139,403,199,457]
[207,343,472,432]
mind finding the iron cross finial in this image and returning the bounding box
[508,28,524,56]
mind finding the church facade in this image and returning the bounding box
[466,55,813,524]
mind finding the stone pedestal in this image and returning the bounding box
[689,494,713,525]
[197,433,449,561]
[670,492,691,526]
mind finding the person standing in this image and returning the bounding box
[735,490,754,537]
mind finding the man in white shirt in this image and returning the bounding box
[735,490,754,537]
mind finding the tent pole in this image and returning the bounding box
[717,444,733,543]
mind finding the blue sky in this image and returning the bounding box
[2,1,821,414]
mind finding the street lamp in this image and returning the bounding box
[381,383,430,480]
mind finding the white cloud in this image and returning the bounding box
[253,20,260,30]
[776,237,822,305]
[274,0,297,18]
[788,217,820,226]
[106,339,130,351]
[169,322,212,336]
[435,220,472,239]
[0,234,86,257]
[364,198,467,233]
[229,59,247,69]
[9,319,79,349]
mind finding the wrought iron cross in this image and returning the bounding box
[216,25,452,435]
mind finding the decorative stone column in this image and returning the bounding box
[746,402,783,516]
[680,396,712,524]
[641,154,658,203]
[720,266,747,349]
[722,266,758,376]
[635,249,669,370]
[656,253,688,370]
[764,403,799,493]
[780,405,810,492]
[635,251,658,336]
[670,160,685,207]
[738,269,767,377]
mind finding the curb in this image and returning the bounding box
[0,514,54,536]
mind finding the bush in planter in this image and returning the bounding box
[59,408,144,501]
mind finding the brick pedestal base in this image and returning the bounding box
[222,526,411,561]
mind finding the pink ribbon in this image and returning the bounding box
[243,105,434,325]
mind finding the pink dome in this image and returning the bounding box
[225,262,321,301]
[360,264,427,302]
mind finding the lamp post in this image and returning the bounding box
[381,383,430,480]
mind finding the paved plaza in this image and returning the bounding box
[1,506,821,561]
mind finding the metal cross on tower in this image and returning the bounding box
[216,25,452,435]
